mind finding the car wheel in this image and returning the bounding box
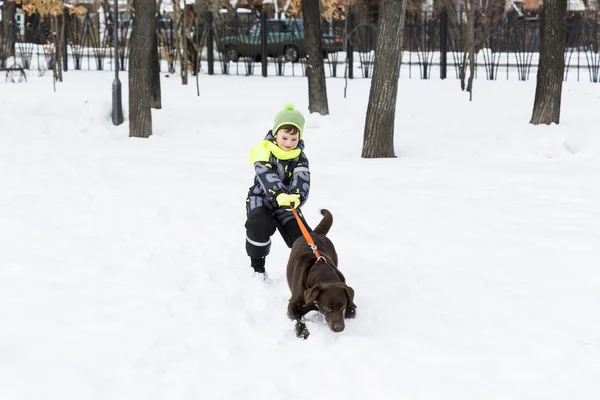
[225,46,239,62]
[284,45,299,63]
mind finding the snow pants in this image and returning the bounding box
[245,206,312,260]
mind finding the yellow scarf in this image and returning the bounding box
[249,140,301,164]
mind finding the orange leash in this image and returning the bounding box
[291,208,326,262]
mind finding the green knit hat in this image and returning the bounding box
[273,102,305,138]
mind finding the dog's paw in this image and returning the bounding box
[345,307,356,319]
[295,322,310,340]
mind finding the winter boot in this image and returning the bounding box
[250,257,266,274]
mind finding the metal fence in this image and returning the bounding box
[1,7,599,82]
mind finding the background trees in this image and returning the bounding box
[1,1,17,59]
[361,0,407,158]
[302,0,329,115]
[129,0,161,138]
[2,0,580,140]
[530,0,567,125]
[4,0,86,82]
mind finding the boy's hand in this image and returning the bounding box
[276,193,300,209]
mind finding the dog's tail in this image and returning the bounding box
[313,209,333,235]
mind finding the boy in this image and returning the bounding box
[245,103,311,276]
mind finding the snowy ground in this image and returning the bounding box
[1,72,599,399]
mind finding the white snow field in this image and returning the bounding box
[1,71,599,399]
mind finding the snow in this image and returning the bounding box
[218,7,253,14]
[160,0,198,13]
[1,71,599,399]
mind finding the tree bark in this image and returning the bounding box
[129,0,157,138]
[1,1,17,60]
[193,0,212,74]
[530,0,567,125]
[150,18,162,109]
[302,0,329,115]
[51,16,60,82]
[175,1,188,85]
[174,0,181,75]
[460,49,467,90]
[466,0,475,101]
[52,14,66,82]
[182,7,189,85]
[362,0,407,158]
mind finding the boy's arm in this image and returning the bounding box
[290,153,310,205]
[254,161,287,201]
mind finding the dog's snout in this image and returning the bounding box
[331,322,345,332]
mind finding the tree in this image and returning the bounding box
[530,0,567,125]
[174,0,189,84]
[362,0,407,158]
[129,0,161,138]
[288,0,348,19]
[150,9,162,110]
[1,1,17,60]
[302,0,329,115]
[462,0,475,100]
[10,1,86,80]
[438,0,506,97]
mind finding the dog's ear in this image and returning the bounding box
[344,284,356,308]
[304,284,322,304]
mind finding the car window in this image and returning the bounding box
[248,22,260,35]
[267,21,285,33]
[247,20,297,34]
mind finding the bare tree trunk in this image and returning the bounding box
[362,0,407,158]
[150,17,162,109]
[193,0,212,72]
[175,0,181,72]
[466,0,475,101]
[92,0,103,12]
[174,0,188,84]
[1,1,17,60]
[530,0,567,125]
[59,13,66,81]
[302,0,329,115]
[194,0,209,30]
[343,2,353,99]
[460,49,467,90]
[181,7,189,84]
[51,15,64,82]
[129,0,157,138]
[467,45,475,100]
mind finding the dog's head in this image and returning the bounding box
[304,282,356,333]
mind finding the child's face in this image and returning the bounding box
[275,129,300,152]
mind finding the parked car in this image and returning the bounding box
[216,18,343,63]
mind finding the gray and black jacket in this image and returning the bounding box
[246,131,310,222]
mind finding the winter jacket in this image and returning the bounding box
[246,131,310,217]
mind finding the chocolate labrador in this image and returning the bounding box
[286,209,356,339]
